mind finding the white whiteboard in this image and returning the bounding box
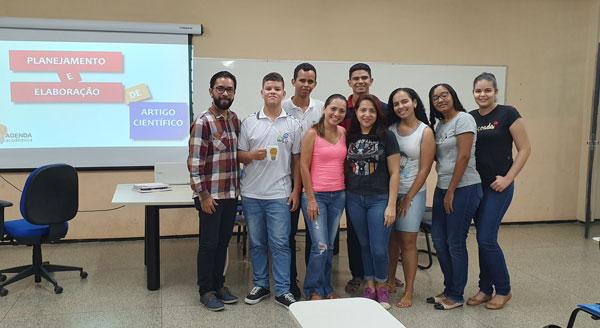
[192,58,506,120]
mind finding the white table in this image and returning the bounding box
[289,298,406,328]
[112,184,195,290]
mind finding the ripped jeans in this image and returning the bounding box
[301,191,345,297]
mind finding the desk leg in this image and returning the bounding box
[145,205,160,291]
[144,212,149,266]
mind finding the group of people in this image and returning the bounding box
[187,62,531,313]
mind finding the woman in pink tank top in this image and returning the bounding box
[300,94,347,300]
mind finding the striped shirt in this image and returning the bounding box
[188,106,240,200]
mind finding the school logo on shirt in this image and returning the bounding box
[347,139,380,176]
[276,132,291,144]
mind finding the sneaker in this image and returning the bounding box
[344,277,363,294]
[290,283,302,300]
[216,286,239,304]
[362,287,376,300]
[274,292,297,308]
[377,287,391,310]
[200,291,225,311]
[244,286,271,305]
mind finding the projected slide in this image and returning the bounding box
[0,41,190,150]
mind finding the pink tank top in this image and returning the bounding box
[310,126,346,192]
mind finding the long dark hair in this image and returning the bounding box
[428,83,466,130]
[313,94,347,137]
[347,94,386,143]
[386,88,429,127]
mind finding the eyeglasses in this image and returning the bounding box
[214,86,235,95]
[432,92,450,103]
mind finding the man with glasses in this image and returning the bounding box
[188,71,240,311]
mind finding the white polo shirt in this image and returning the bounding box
[282,97,324,138]
[239,108,302,199]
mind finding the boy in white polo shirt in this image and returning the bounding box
[238,72,302,308]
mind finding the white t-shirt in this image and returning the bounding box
[435,111,481,189]
[238,108,302,199]
[282,97,324,138]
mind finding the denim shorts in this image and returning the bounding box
[394,190,426,233]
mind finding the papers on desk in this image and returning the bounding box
[133,183,172,193]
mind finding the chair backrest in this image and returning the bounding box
[19,164,78,226]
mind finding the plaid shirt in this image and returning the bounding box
[188,106,240,200]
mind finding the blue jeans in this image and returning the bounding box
[473,183,514,296]
[301,191,345,297]
[432,184,482,303]
[242,196,291,296]
[345,191,392,283]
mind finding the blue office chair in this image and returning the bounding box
[0,164,87,297]
[544,303,600,328]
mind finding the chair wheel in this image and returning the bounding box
[54,286,63,294]
[80,271,88,279]
[0,274,6,282]
[0,288,8,297]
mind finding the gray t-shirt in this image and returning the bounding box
[435,111,481,189]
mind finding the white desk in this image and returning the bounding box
[289,298,406,328]
[112,184,195,290]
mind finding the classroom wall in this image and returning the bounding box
[1,0,599,239]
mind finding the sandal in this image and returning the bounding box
[385,280,397,293]
[426,293,446,304]
[434,298,464,310]
[486,294,512,310]
[344,277,363,294]
[467,291,492,306]
[395,278,405,288]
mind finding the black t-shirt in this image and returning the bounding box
[470,105,521,184]
[345,130,400,195]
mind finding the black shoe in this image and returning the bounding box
[216,286,239,304]
[244,286,271,305]
[200,291,225,311]
[274,292,297,308]
[290,284,302,300]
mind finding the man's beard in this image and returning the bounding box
[213,97,233,110]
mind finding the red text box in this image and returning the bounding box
[9,50,123,73]
[11,82,124,103]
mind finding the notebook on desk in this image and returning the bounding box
[154,162,189,185]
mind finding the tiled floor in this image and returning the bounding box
[0,222,599,328]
